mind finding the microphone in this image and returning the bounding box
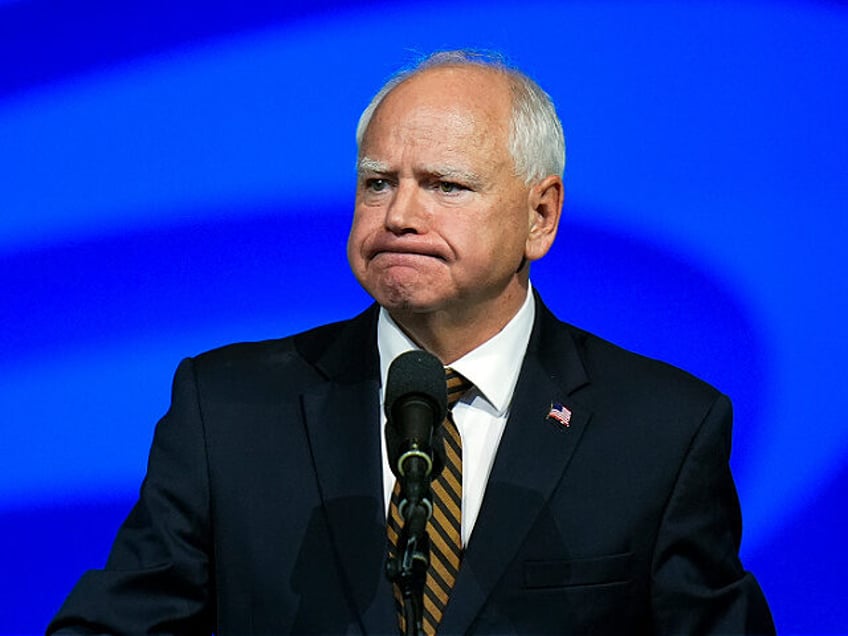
[384,350,447,530]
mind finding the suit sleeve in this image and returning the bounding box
[47,358,215,635]
[650,393,774,635]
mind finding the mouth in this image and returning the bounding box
[367,239,448,263]
[370,249,446,266]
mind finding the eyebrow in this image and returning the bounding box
[426,166,484,188]
[358,157,484,188]
[357,157,390,175]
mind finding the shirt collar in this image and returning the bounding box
[378,283,535,416]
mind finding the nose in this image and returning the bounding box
[385,180,427,235]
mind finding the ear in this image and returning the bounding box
[525,175,564,262]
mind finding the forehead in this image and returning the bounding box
[361,66,513,161]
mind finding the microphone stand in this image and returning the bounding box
[382,358,446,636]
[386,482,432,636]
[393,508,429,635]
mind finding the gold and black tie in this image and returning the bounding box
[387,367,472,634]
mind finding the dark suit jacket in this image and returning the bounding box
[49,296,774,634]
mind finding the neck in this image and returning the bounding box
[389,280,529,365]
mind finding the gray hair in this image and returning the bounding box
[355,50,566,184]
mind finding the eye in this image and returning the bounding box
[365,178,391,192]
[437,181,466,194]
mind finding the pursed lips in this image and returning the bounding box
[367,239,448,263]
[369,252,447,273]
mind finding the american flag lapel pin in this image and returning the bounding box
[547,401,572,429]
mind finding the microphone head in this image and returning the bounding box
[384,350,448,477]
[384,350,448,422]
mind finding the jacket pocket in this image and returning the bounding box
[523,552,633,589]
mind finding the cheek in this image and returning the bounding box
[459,216,528,274]
[347,206,391,279]
[461,207,525,250]
[348,205,373,241]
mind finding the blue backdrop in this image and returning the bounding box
[1,1,846,633]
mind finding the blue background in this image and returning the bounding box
[1,1,846,633]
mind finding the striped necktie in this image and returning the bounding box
[387,367,472,634]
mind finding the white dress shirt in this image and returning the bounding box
[378,284,536,546]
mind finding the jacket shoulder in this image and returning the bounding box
[533,297,724,429]
[185,305,378,395]
[570,322,719,400]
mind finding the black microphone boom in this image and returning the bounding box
[384,350,447,636]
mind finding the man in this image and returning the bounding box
[49,51,774,634]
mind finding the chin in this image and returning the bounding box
[368,284,444,314]
[373,290,426,312]
[359,270,438,310]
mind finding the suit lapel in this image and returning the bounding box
[441,298,594,633]
[298,306,396,632]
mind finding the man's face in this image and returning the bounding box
[347,66,538,320]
